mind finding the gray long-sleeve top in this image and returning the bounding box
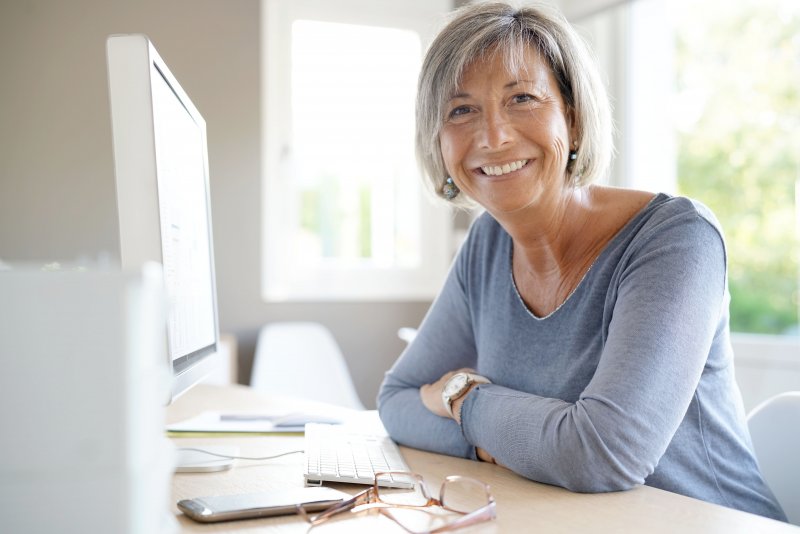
[377,193,786,521]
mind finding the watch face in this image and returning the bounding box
[443,373,469,397]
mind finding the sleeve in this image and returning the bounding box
[460,208,728,492]
[376,223,482,459]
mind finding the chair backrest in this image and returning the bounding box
[397,327,418,344]
[251,322,365,410]
[747,391,800,525]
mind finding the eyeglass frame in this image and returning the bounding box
[296,471,496,533]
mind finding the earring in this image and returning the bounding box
[442,177,460,200]
[567,144,578,172]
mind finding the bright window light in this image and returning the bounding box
[290,21,421,269]
[261,0,452,302]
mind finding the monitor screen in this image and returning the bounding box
[106,34,220,402]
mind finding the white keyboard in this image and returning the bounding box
[303,423,412,488]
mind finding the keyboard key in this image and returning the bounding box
[303,423,411,488]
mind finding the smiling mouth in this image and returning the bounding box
[480,159,529,177]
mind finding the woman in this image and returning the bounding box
[377,2,786,521]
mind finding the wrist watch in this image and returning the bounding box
[441,372,490,418]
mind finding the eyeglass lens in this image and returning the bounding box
[376,473,493,533]
[375,473,429,506]
[440,477,492,514]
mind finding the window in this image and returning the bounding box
[261,0,452,301]
[672,0,800,337]
[576,0,800,340]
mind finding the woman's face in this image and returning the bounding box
[439,46,575,215]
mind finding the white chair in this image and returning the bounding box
[397,327,418,344]
[251,322,365,410]
[747,391,800,525]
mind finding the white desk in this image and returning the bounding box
[167,384,797,533]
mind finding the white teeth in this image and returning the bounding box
[481,159,528,176]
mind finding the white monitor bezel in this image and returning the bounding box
[106,33,221,402]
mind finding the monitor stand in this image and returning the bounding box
[174,445,239,473]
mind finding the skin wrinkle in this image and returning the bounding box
[439,49,574,212]
[509,190,611,317]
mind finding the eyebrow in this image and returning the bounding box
[447,79,539,101]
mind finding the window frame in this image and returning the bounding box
[260,0,453,302]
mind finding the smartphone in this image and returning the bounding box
[177,486,350,523]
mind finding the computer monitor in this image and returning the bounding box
[106,34,220,404]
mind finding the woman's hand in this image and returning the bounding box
[419,368,474,419]
[420,370,502,467]
[476,447,498,464]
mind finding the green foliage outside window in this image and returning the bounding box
[674,0,800,334]
[300,179,373,259]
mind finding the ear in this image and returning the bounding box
[566,106,579,146]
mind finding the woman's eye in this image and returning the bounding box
[513,93,535,104]
[448,105,471,119]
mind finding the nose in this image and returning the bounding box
[478,109,514,149]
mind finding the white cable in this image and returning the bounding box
[177,447,304,461]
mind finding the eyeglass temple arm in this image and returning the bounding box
[436,500,497,532]
[379,501,496,534]
[302,486,377,524]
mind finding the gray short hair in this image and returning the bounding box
[416,2,613,207]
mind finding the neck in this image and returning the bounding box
[492,185,595,278]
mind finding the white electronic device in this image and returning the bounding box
[0,266,176,534]
[107,33,221,404]
[107,33,232,471]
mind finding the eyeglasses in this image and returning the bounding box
[297,471,496,533]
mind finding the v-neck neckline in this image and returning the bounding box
[508,193,667,320]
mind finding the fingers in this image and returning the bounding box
[419,368,477,418]
[476,447,497,464]
[420,382,449,417]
